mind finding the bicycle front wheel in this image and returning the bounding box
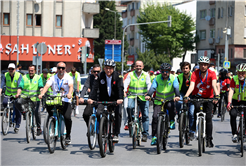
[108,120,115,153]
[221,97,225,122]
[198,118,204,156]
[163,116,169,150]
[98,116,107,158]
[179,113,185,148]
[43,113,49,144]
[60,117,67,150]
[47,118,57,154]
[87,116,97,150]
[31,113,37,140]
[157,115,164,154]
[26,112,31,143]
[132,124,137,149]
[2,108,10,135]
[240,117,244,157]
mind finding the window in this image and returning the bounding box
[56,15,62,27]
[244,49,246,58]
[245,6,246,16]
[221,8,223,18]
[210,29,215,38]
[128,48,130,54]
[131,47,135,54]
[217,28,220,38]
[200,10,206,19]
[218,8,220,18]
[244,27,246,38]
[200,30,206,40]
[231,48,233,58]
[210,8,215,18]
[35,14,41,26]
[135,32,139,39]
[3,13,10,25]
[127,34,130,40]
[221,28,223,38]
[131,16,135,24]
[128,4,130,11]
[26,14,33,26]
[132,2,135,10]
[136,2,140,10]
[228,6,232,17]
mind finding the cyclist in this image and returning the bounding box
[227,63,246,142]
[80,64,101,128]
[15,65,43,136]
[0,63,22,133]
[51,67,57,75]
[38,62,73,144]
[87,59,123,142]
[124,60,151,142]
[145,63,180,145]
[176,62,195,139]
[217,68,230,118]
[40,68,52,112]
[69,67,81,116]
[176,69,182,75]
[149,70,155,83]
[184,56,219,148]
[16,64,22,72]
[193,65,199,72]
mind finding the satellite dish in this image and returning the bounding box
[205,15,211,21]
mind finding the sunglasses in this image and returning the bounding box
[8,68,14,71]
[58,66,65,70]
[93,70,100,73]
[161,70,170,74]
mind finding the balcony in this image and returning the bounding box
[209,18,215,26]
[83,3,100,15]
[130,38,134,46]
[130,9,135,17]
[130,25,135,31]
[82,28,99,38]
[208,38,214,45]
[122,11,127,18]
[209,1,215,5]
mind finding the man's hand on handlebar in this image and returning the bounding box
[145,96,151,101]
[183,96,189,103]
[79,98,85,104]
[174,97,180,102]
[227,102,232,111]
[87,99,93,105]
[38,94,44,99]
[117,99,123,105]
[67,93,72,99]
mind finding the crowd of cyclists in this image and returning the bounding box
[1,56,245,153]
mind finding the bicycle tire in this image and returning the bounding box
[163,116,169,150]
[60,117,67,150]
[31,113,37,140]
[43,113,49,144]
[185,112,190,145]
[108,120,115,153]
[98,116,107,158]
[157,115,164,154]
[221,97,225,122]
[2,108,10,135]
[26,112,31,143]
[179,113,185,148]
[47,118,57,154]
[137,121,142,146]
[87,116,97,150]
[240,117,244,157]
[202,119,205,153]
[198,118,202,156]
[132,124,137,149]
[128,122,132,137]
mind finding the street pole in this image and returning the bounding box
[114,12,116,40]
[16,0,20,65]
[121,18,172,76]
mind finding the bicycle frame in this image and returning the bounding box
[5,96,15,124]
[195,105,206,139]
[51,107,66,138]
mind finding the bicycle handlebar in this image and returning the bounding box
[93,101,117,106]
[232,105,246,108]
[186,98,214,103]
[45,95,67,99]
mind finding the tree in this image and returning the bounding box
[137,2,195,63]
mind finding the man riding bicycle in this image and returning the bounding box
[40,68,52,112]
[0,63,22,133]
[124,60,151,142]
[38,62,73,144]
[15,65,43,136]
[184,56,219,148]
[145,63,180,145]
[88,59,123,142]
[227,63,246,142]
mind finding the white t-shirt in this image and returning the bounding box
[46,73,73,103]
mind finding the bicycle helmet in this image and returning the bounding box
[198,56,210,64]
[104,59,116,67]
[219,68,228,74]
[236,63,246,72]
[160,63,171,70]
[176,69,182,74]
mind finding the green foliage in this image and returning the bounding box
[137,2,195,62]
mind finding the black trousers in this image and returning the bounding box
[192,96,213,140]
[218,92,228,114]
[83,104,94,127]
[96,104,122,135]
[46,102,72,138]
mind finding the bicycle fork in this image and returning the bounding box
[196,112,206,139]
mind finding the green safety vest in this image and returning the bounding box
[69,71,81,90]
[177,72,192,91]
[21,74,41,101]
[150,75,156,83]
[128,71,148,101]
[232,75,246,101]
[40,73,52,95]
[5,72,21,96]
[154,74,175,105]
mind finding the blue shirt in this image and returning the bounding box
[1,72,22,89]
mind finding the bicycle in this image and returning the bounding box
[42,94,49,144]
[188,98,214,156]
[219,92,227,122]
[45,94,67,154]
[95,101,117,158]
[71,91,79,116]
[232,105,246,157]
[1,95,15,135]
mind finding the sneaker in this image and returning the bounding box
[189,132,195,141]
[151,136,157,146]
[75,107,79,116]
[124,125,129,130]
[170,120,175,130]
[232,134,238,143]
[206,139,214,148]
[14,126,19,133]
[142,134,148,142]
[113,135,119,142]
[217,113,221,118]
[65,136,71,145]
[37,128,42,136]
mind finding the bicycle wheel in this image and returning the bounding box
[128,122,132,137]
[137,121,142,146]
[221,97,225,122]
[185,112,190,145]
[60,117,67,150]
[179,113,185,148]
[98,116,107,158]
[31,113,37,140]
[47,118,57,154]
[240,117,244,157]
[43,113,49,144]
[87,116,97,150]
[163,117,169,150]
[2,108,10,135]
[132,124,137,149]
[26,112,31,143]
[157,115,164,154]
[198,118,203,156]
[108,120,115,153]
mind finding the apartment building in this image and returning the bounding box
[1,0,99,72]
[197,1,246,70]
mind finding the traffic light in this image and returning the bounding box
[220,53,225,67]
[86,46,90,57]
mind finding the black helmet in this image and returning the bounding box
[160,63,171,70]
[176,69,182,73]
[219,68,228,74]
[104,59,116,67]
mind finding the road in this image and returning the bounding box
[1,105,246,165]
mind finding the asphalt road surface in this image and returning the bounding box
[1,105,246,165]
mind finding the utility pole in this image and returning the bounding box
[17,0,20,65]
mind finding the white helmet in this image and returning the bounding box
[236,63,246,72]
[198,56,210,64]
[51,67,57,73]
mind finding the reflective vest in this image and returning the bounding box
[40,73,52,95]
[21,74,41,101]
[232,75,246,101]
[69,71,81,90]
[128,71,148,101]
[5,72,21,96]
[154,74,175,105]
[150,75,156,83]
[177,72,191,91]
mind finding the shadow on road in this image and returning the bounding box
[69,144,102,159]
[2,137,43,144]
